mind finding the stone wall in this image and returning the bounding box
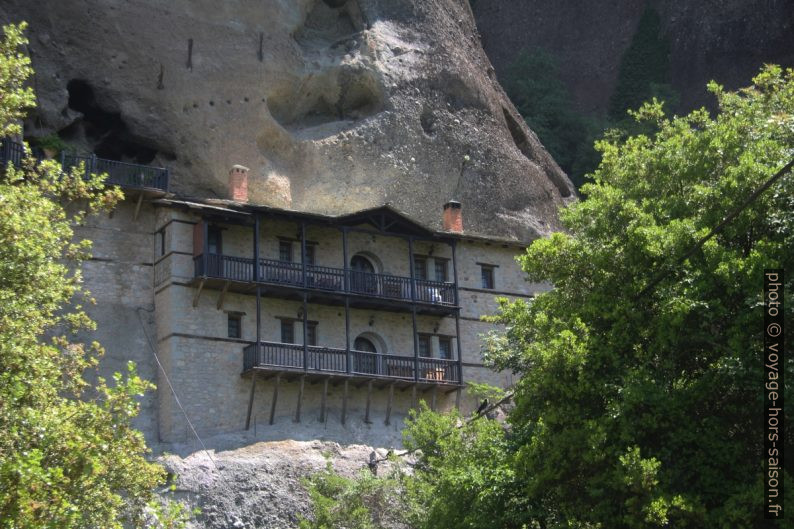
[150,206,542,442]
[75,198,159,442]
[79,200,541,445]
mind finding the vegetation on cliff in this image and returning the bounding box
[503,7,678,188]
[0,24,187,528]
[302,66,793,528]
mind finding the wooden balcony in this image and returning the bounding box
[242,341,461,389]
[0,139,169,193]
[193,253,458,314]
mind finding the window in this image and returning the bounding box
[418,334,431,357]
[434,259,448,282]
[306,322,317,346]
[304,244,316,266]
[279,240,292,262]
[480,265,495,289]
[208,227,222,254]
[438,337,452,359]
[413,257,427,280]
[157,228,166,257]
[280,319,294,344]
[227,314,241,339]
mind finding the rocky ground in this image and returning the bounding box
[159,435,401,529]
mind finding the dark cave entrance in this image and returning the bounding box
[65,79,160,164]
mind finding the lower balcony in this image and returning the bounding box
[242,341,461,389]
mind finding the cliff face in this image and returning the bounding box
[473,0,794,115]
[1,0,574,241]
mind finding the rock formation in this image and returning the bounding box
[1,0,574,241]
[473,0,794,115]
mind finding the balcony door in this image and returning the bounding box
[353,335,378,374]
[350,255,377,294]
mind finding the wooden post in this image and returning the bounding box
[385,382,394,425]
[202,219,208,277]
[253,215,260,282]
[302,294,308,372]
[364,380,373,423]
[411,306,419,382]
[456,387,462,410]
[245,370,258,430]
[295,375,305,423]
[342,227,349,291]
[320,378,329,422]
[452,241,463,387]
[341,380,349,425]
[301,221,307,288]
[412,384,417,410]
[430,385,437,411]
[269,373,280,425]
[345,297,351,374]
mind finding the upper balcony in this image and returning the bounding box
[192,252,457,314]
[0,139,169,193]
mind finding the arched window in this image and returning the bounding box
[350,254,377,293]
[353,333,382,374]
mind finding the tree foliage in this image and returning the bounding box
[502,48,603,188]
[608,7,676,122]
[483,65,794,528]
[303,66,793,528]
[0,23,187,528]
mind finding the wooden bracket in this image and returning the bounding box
[364,380,373,424]
[294,375,305,423]
[216,280,230,310]
[269,373,281,425]
[319,378,329,423]
[192,278,205,307]
[385,382,394,426]
[341,380,349,425]
[133,193,144,221]
[245,369,258,430]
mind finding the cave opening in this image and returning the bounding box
[66,79,159,164]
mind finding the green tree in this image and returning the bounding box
[303,66,794,529]
[502,48,603,188]
[485,65,793,527]
[609,7,676,122]
[0,23,187,528]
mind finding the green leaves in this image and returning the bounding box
[0,23,187,529]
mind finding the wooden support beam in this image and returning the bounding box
[341,379,349,425]
[385,382,394,426]
[133,193,144,221]
[216,280,230,310]
[320,378,329,423]
[430,385,438,412]
[192,278,205,307]
[245,369,258,430]
[412,384,417,410]
[269,373,280,425]
[295,375,305,423]
[364,380,373,424]
[455,387,462,409]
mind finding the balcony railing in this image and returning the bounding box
[194,253,456,306]
[0,139,169,192]
[243,341,460,384]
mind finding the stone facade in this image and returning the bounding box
[80,195,544,446]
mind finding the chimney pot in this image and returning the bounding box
[229,164,250,202]
[442,200,463,233]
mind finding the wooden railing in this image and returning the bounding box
[0,139,169,192]
[194,253,456,307]
[243,341,461,384]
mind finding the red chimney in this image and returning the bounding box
[229,165,250,202]
[443,200,463,232]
